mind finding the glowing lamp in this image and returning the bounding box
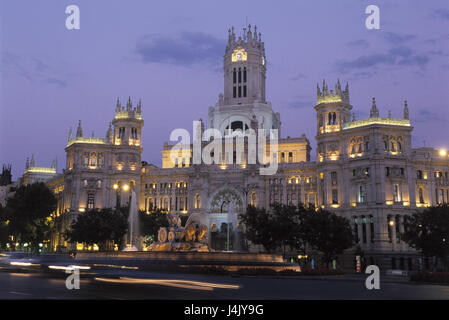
[439,149,447,157]
[389,221,395,227]
[123,184,129,191]
[113,184,118,190]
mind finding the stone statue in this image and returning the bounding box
[150,212,209,252]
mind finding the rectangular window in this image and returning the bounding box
[357,185,366,203]
[243,85,247,97]
[393,184,401,202]
[332,189,338,204]
[238,86,241,97]
[233,86,236,98]
[87,192,95,209]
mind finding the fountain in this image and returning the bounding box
[123,190,140,251]
[227,202,241,251]
[148,212,209,252]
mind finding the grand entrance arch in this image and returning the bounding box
[207,186,245,251]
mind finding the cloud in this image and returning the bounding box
[335,46,429,73]
[346,39,370,49]
[291,73,308,81]
[414,109,446,123]
[135,32,226,68]
[288,98,313,109]
[1,52,68,87]
[382,32,416,44]
[432,9,449,20]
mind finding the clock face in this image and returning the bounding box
[232,48,247,62]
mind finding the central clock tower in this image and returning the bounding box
[223,25,266,105]
[208,25,280,137]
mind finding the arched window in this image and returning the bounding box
[419,188,424,204]
[332,112,336,125]
[243,67,247,82]
[250,192,258,207]
[391,141,396,152]
[233,68,236,84]
[365,141,370,151]
[357,143,363,153]
[195,193,201,209]
[417,170,423,179]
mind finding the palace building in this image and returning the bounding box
[21,25,449,271]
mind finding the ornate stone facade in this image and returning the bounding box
[20,25,449,270]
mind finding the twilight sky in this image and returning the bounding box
[1,0,449,179]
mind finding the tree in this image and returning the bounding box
[139,209,169,244]
[239,205,277,252]
[4,182,57,251]
[302,209,354,268]
[0,204,10,250]
[65,208,128,251]
[402,205,449,271]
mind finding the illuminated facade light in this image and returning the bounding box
[123,184,129,191]
[439,149,447,157]
[25,167,57,174]
[67,137,105,147]
[113,184,118,190]
[386,200,393,205]
[343,117,410,130]
[389,220,395,226]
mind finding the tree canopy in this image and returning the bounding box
[139,209,169,244]
[239,203,354,266]
[2,182,57,251]
[65,208,128,251]
[403,205,449,270]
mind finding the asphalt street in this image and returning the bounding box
[1,270,449,300]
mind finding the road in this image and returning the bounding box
[1,270,449,299]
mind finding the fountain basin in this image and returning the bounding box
[74,251,300,272]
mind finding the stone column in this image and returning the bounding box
[366,219,372,249]
[357,217,363,246]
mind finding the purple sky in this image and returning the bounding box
[1,0,449,179]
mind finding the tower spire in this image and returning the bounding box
[403,100,409,120]
[76,120,83,137]
[116,98,121,113]
[370,97,379,118]
[68,126,73,142]
[30,154,35,167]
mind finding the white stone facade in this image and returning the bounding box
[20,26,448,270]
